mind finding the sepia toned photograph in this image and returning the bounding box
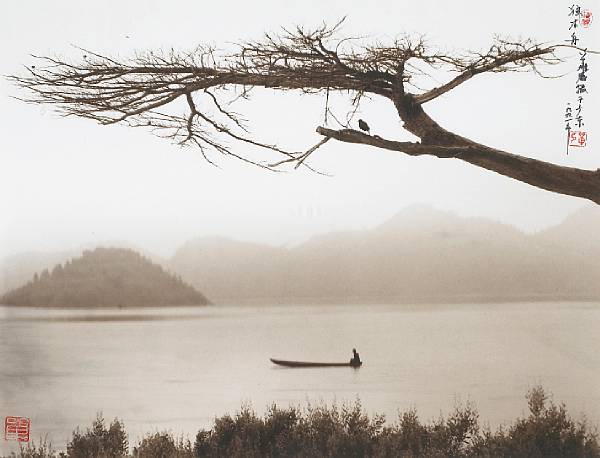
[1,1,599,456]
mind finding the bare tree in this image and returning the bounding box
[9,21,600,203]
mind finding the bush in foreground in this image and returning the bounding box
[7,386,599,457]
[66,414,128,458]
[132,433,192,458]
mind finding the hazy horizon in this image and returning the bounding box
[1,202,597,261]
[3,203,599,303]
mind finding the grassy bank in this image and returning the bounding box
[9,387,599,457]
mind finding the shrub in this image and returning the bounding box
[132,432,193,458]
[473,385,600,457]
[505,386,599,457]
[66,414,127,458]
[192,400,386,458]
[189,389,599,458]
[377,409,429,457]
[13,436,59,458]
[374,404,479,458]
[429,403,479,456]
[5,388,599,458]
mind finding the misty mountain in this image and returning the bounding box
[169,205,600,303]
[2,206,598,305]
[0,242,165,295]
[1,247,209,307]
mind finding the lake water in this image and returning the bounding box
[1,302,599,454]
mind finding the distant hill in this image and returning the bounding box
[1,247,209,307]
[169,205,600,304]
[0,241,165,295]
[2,206,599,305]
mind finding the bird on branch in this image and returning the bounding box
[358,119,370,134]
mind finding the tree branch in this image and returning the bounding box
[415,40,563,104]
[8,23,599,203]
[316,127,600,204]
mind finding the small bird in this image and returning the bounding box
[358,119,370,134]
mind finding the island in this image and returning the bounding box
[0,247,210,307]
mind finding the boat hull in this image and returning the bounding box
[270,358,362,368]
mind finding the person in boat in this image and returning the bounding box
[350,348,361,365]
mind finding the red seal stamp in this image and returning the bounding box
[581,10,593,28]
[4,416,30,442]
[568,130,587,147]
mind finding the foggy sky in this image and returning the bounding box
[1,0,599,259]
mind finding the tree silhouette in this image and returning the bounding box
[9,20,600,203]
[0,248,210,307]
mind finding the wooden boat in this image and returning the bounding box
[270,358,362,368]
